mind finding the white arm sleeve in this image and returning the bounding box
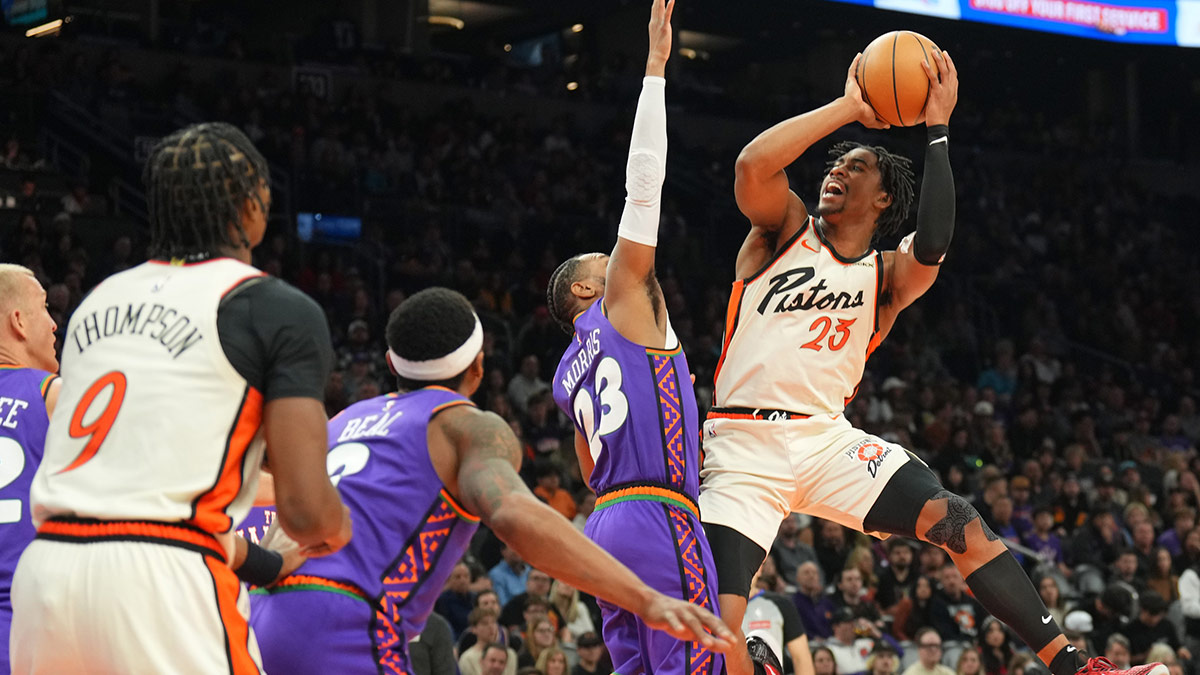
[617,76,667,247]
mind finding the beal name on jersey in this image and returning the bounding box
[756,266,867,316]
[335,406,405,442]
[69,302,203,360]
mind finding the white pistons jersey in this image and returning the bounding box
[32,258,268,534]
[714,217,883,415]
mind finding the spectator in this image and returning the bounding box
[434,561,475,637]
[410,612,457,675]
[459,614,518,675]
[829,568,881,625]
[548,580,594,643]
[931,564,987,641]
[457,590,522,654]
[956,648,984,675]
[814,646,839,675]
[1036,576,1069,627]
[1110,549,1145,593]
[1123,590,1189,663]
[499,570,560,631]
[531,462,576,520]
[535,646,569,675]
[773,513,818,585]
[507,354,548,415]
[516,617,558,669]
[1156,508,1195,559]
[902,628,955,675]
[1144,547,1179,603]
[866,643,900,675]
[897,575,938,641]
[570,632,607,675]
[1023,507,1068,576]
[825,608,874,675]
[875,539,919,611]
[1103,634,1132,670]
[1176,559,1200,652]
[795,560,835,639]
[815,521,852,587]
[488,543,530,607]
[977,618,1015,675]
[1066,510,1121,568]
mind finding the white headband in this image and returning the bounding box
[388,316,483,381]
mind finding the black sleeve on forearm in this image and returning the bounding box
[913,124,955,266]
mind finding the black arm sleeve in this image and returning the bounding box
[217,277,334,401]
[913,125,955,266]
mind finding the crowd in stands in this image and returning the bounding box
[2,11,1200,675]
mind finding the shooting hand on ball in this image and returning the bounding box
[920,50,958,127]
[844,53,890,130]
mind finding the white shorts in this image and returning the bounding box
[698,413,914,554]
[11,530,264,674]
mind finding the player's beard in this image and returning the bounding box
[816,202,843,218]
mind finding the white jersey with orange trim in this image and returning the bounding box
[32,258,268,534]
[714,216,883,415]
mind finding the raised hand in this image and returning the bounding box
[920,50,958,127]
[845,53,890,130]
[639,593,736,651]
[646,0,675,77]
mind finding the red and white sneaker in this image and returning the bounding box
[1076,657,1168,675]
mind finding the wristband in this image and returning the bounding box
[927,125,949,145]
[235,542,284,586]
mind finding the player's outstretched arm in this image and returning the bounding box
[606,0,673,344]
[883,50,959,316]
[734,54,887,230]
[263,397,352,556]
[439,405,734,651]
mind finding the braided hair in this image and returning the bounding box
[826,141,915,237]
[546,253,597,334]
[143,122,270,259]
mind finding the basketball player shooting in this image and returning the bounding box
[699,50,1165,675]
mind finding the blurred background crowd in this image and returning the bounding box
[2,1,1199,674]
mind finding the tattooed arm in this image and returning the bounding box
[430,404,733,650]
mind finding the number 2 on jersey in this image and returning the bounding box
[0,437,26,523]
[58,371,128,474]
[572,357,629,462]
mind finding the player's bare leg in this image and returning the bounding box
[717,594,753,675]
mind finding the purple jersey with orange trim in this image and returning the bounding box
[552,302,701,498]
[0,367,54,615]
[298,387,480,640]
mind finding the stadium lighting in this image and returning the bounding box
[566,81,579,91]
[571,23,584,33]
[25,17,67,38]
[426,15,465,29]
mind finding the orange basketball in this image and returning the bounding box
[855,31,940,127]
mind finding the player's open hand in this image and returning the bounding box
[920,50,958,127]
[640,593,735,651]
[646,0,675,77]
[844,53,890,130]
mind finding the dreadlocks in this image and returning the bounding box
[826,141,915,237]
[143,122,270,259]
[546,254,589,334]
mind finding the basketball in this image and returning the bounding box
[855,31,941,127]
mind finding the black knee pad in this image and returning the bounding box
[702,522,767,598]
[862,456,944,538]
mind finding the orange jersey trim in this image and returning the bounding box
[39,373,57,398]
[190,386,264,533]
[439,489,481,523]
[712,279,746,392]
[38,518,226,561]
[595,485,700,521]
[204,556,261,674]
[274,574,370,600]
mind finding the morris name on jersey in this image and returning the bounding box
[559,326,601,394]
[69,302,203,360]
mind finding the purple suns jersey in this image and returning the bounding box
[298,387,481,640]
[552,302,701,498]
[0,366,55,614]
